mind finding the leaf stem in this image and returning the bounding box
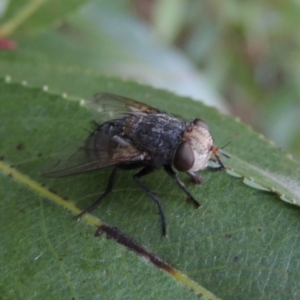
[0,0,47,38]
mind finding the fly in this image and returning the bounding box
[44,93,229,236]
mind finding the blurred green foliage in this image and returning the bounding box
[147,0,300,159]
[0,0,299,158]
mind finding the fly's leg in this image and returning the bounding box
[75,167,118,220]
[133,167,167,237]
[186,171,202,185]
[164,165,200,208]
[207,160,223,171]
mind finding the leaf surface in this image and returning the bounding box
[1,78,300,299]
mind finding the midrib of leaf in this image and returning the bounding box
[0,159,220,300]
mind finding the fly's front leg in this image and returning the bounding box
[75,167,118,220]
[133,167,167,237]
[164,165,200,208]
[207,160,223,171]
[186,171,202,185]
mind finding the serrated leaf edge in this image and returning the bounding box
[3,76,299,208]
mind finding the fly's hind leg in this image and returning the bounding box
[75,167,118,220]
[133,167,167,237]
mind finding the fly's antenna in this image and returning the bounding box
[219,141,231,158]
[220,141,231,150]
[211,141,230,170]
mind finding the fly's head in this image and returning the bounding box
[173,119,226,172]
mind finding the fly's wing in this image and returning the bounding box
[44,130,145,177]
[80,92,161,124]
[44,93,159,177]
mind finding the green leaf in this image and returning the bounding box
[1,76,300,300]
[1,2,300,299]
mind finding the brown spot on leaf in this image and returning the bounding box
[96,224,173,273]
[49,188,57,194]
[16,143,25,151]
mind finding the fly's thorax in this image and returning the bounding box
[173,119,213,172]
[121,113,185,162]
[122,114,142,136]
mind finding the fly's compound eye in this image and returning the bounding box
[193,118,209,131]
[173,142,195,172]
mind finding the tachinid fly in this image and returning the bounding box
[44,93,229,236]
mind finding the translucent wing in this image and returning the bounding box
[80,93,161,124]
[44,93,157,177]
[43,134,145,177]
